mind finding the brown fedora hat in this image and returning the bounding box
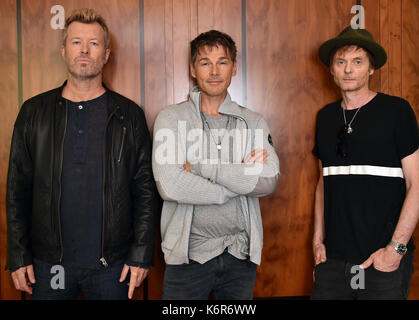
[319,26,387,69]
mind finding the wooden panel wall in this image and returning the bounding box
[0,0,19,300]
[143,0,243,133]
[20,0,142,104]
[247,0,354,297]
[0,0,418,300]
[402,0,419,297]
[143,0,244,298]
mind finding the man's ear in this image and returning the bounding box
[104,48,111,64]
[329,65,335,77]
[232,60,237,77]
[369,68,374,76]
[60,45,65,59]
[190,63,196,78]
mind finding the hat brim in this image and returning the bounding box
[319,37,387,69]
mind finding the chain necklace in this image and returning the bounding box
[341,93,375,134]
[342,107,362,134]
[200,111,230,151]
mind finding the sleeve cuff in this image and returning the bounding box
[125,260,152,270]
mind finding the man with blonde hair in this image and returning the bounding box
[6,8,156,300]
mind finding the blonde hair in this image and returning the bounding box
[62,8,110,48]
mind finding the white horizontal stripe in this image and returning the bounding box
[323,165,404,179]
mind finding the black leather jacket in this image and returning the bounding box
[6,82,156,270]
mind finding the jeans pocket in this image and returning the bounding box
[365,265,402,291]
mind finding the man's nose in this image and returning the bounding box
[344,63,352,74]
[81,42,89,54]
[210,64,219,76]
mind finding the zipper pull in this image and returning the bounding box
[100,257,109,267]
[118,127,127,163]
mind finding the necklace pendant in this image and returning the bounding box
[216,144,222,150]
[346,125,353,134]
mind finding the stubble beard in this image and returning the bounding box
[68,55,106,81]
[69,67,102,80]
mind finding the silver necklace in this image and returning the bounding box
[341,94,374,134]
[342,107,362,134]
[200,111,230,151]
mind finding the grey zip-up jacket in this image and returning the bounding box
[152,89,280,265]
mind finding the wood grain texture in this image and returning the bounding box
[246,0,354,297]
[20,0,66,101]
[362,0,380,92]
[144,0,243,299]
[143,0,178,299]
[1,0,418,300]
[21,0,141,105]
[196,0,243,105]
[0,0,20,300]
[376,0,403,96]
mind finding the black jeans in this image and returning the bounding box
[31,258,129,300]
[163,251,257,300]
[311,250,415,300]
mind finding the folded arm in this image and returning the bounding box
[152,109,238,205]
[190,116,280,197]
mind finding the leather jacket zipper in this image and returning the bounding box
[100,106,120,267]
[57,101,68,263]
[118,126,127,163]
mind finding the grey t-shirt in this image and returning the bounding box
[188,113,249,264]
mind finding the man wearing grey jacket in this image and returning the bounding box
[152,30,280,300]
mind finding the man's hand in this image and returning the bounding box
[119,265,149,299]
[184,162,191,172]
[312,243,327,282]
[11,265,36,294]
[360,245,402,272]
[313,242,327,266]
[245,149,268,164]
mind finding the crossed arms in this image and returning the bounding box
[152,109,280,205]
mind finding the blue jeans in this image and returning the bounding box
[311,250,415,300]
[162,252,257,300]
[31,258,129,300]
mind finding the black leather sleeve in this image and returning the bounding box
[126,106,157,266]
[5,102,34,270]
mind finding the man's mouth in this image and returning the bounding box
[76,57,92,63]
[207,79,223,84]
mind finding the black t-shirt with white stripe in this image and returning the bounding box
[313,92,419,264]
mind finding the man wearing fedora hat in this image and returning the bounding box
[311,26,419,299]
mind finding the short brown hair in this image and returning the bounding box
[63,8,110,48]
[329,45,375,69]
[190,30,237,64]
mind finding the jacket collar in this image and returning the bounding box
[57,80,122,119]
[189,86,245,117]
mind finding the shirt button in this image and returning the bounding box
[78,105,83,110]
